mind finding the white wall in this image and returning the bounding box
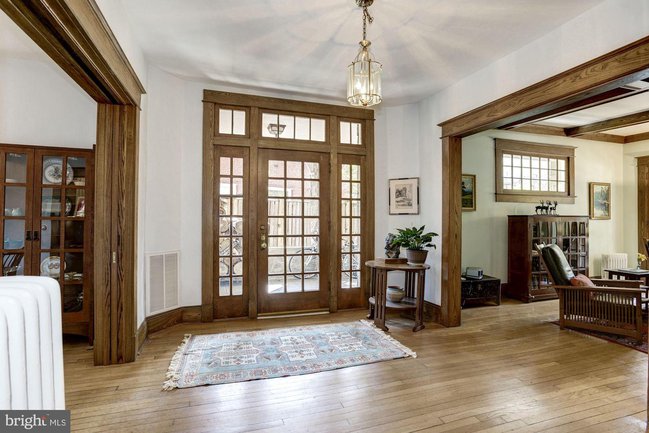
[462,130,624,282]
[622,140,649,263]
[418,0,649,304]
[0,57,95,147]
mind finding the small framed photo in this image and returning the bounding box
[462,174,476,211]
[74,197,86,217]
[589,182,610,220]
[389,177,419,215]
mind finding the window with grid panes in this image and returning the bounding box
[495,139,575,203]
[340,163,361,289]
[218,156,244,296]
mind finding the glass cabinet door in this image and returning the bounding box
[33,152,91,317]
[0,150,32,277]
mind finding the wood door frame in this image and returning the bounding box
[202,90,375,321]
[638,156,649,258]
[437,36,649,327]
[1,0,146,364]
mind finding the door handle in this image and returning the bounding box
[32,231,39,242]
[26,231,32,241]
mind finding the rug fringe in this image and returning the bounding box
[162,333,192,391]
[359,320,417,358]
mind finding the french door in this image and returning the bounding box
[257,149,330,314]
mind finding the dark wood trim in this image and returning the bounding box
[626,131,649,143]
[0,0,145,106]
[441,136,462,327]
[201,103,215,322]
[95,104,139,365]
[565,109,649,136]
[440,36,649,138]
[146,306,202,335]
[511,125,626,144]
[203,90,374,121]
[423,301,441,323]
[136,320,147,353]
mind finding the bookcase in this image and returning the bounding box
[506,215,588,302]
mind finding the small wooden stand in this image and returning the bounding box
[365,260,430,332]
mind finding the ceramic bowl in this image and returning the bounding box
[386,285,405,303]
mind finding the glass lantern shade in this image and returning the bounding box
[347,41,382,107]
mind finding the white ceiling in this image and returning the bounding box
[536,91,649,136]
[120,0,606,105]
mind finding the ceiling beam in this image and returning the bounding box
[439,36,649,138]
[564,109,649,136]
[626,131,649,143]
[511,124,625,143]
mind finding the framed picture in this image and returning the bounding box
[388,177,419,215]
[75,196,86,217]
[462,174,476,211]
[589,182,610,220]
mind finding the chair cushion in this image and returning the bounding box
[541,244,575,286]
[570,274,595,287]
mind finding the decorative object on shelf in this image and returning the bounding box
[384,233,400,258]
[461,174,476,211]
[40,255,65,277]
[267,123,286,137]
[388,177,419,215]
[589,182,611,220]
[347,0,382,107]
[386,285,405,303]
[637,253,646,270]
[534,200,558,215]
[390,225,438,264]
[43,158,73,184]
[75,197,86,217]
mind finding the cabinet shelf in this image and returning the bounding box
[368,296,417,310]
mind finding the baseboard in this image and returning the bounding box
[146,306,202,335]
[424,301,441,323]
[136,320,148,353]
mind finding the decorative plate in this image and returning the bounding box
[43,159,73,184]
[40,256,65,277]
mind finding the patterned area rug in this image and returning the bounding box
[551,320,648,353]
[163,320,416,390]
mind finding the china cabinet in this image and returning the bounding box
[506,215,588,302]
[0,144,94,338]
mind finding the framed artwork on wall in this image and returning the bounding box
[462,174,476,211]
[589,182,611,220]
[389,177,419,215]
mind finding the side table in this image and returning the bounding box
[365,260,430,332]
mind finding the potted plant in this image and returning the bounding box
[390,225,438,264]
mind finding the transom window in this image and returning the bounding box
[340,121,362,145]
[261,112,326,142]
[218,108,247,136]
[495,139,575,203]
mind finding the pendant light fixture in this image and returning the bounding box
[347,0,382,107]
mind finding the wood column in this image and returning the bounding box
[441,136,462,327]
[95,104,139,365]
[638,156,649,257]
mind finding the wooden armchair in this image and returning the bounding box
[536,244,646,343]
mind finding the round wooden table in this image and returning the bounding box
[365,260,430,332]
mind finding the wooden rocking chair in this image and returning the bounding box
[536,243,647,343]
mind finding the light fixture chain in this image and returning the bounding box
[362,6,373,41]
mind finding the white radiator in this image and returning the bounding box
[601,253,628,278]
[0,276,65,410]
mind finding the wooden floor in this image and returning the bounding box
[64,300,648,433]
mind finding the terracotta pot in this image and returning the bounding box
[406,249,428,264]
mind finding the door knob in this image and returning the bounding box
[260,242,267,250]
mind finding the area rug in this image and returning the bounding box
[551,320,648,353]
[163,320,416,390]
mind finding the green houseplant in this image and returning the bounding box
[390,225,439,264]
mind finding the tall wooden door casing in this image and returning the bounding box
[638,156,649,256]
[202,91,375,320]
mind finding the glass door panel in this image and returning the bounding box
[258,149,329,314]
[0,150,32,277]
